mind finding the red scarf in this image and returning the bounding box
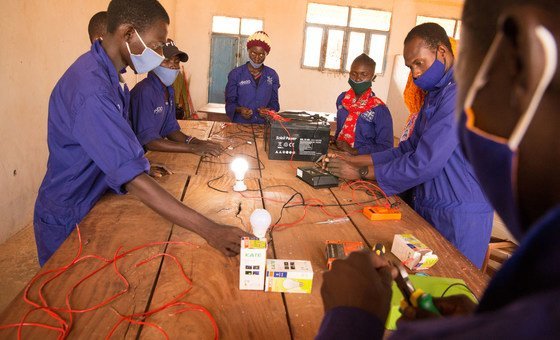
[338,88,384,147]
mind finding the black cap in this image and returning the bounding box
[163,39,188,62]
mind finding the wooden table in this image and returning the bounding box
[0,121,488,339]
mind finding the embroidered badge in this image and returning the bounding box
[361,110,376,123]
[154,106,164,115]
[267,76,273,85]
[239,80,251,86]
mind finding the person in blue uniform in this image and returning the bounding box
[225,31,280,124]
[130,39,222,156]
[34,0,250,266]
[334,53,393,155]
[88,11,108,43]
[326,23,493,268]
[317,0,560,338]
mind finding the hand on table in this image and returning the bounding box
[323,153,361,180]
[149,164,173,178]
[321,251,397,322]
[257,107,271,117]
[189,139,224,157]
[397,294,477,324]
[237,107,254,120]
[204,224,254,256]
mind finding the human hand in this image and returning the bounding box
[257,107,271,117]
[398,295,477,324]
[190,140,224,157]
[238,107,253,120]
[204,224,254,257]
[324,154,360,180]
[321,251,397,322]
[149,164,173,178]
[335,140,358,155]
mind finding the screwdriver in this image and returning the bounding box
[394,263,440,315]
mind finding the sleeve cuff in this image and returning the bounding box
[316,307,385,340]
[106,157,150,194]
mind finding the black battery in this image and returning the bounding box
[264,111,330,161]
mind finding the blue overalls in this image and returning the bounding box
[130,72,180,145]
[371,68,493,268]
[34,40,149,265]
[225,62,280,124]
[334,91,394,154]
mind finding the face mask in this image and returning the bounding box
[348,78,372,96]
[413,58,445,91]
[458,26,557,240]
[126,29,164,74]
[249,60,263,69]
[153,66,179,86]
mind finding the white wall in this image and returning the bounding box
[0,0,463,243]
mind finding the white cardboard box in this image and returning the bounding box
[265,259,313,294]
[239,238,267,290]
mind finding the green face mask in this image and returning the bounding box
[348,78,372,96]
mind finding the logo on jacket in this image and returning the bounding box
[361,110,376,122]
[239,80,251,86]
[267,76,273,85]
[154,106,164,115]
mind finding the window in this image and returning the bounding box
[416,15,461,40]
[212,16,263,35]
[303,3,392,74]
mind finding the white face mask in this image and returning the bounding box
[126,29,164,74]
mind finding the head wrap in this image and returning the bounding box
[247,31,271,54]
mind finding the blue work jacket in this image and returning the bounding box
[225,63,280,124]
[334,91,394,154]
[371,68,492,267]
[130,72,180,146]
[34,40,149,265]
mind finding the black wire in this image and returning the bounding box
[207,174,228,193]
[440,283,479,303]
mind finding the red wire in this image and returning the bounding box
[0,226,218,340]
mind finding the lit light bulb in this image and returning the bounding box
[230,157,249,192]
[250,209,272,239]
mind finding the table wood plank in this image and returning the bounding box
[196,123,261,179]
[140,175,291,340]
[0,173,188,339]
[330,185,489,297]
[260,177,367,339]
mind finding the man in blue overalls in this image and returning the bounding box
[34,0,250,266]
[130,40,222,156]
[327,23,493,268]
[317,0,560,337]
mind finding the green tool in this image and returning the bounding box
[394,263,440,315]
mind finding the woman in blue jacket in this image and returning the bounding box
[335,53,393,155]
[225,31,280,124]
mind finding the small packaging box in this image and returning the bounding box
[325,240,365,269]
[362,206,402,221]
[391,234,439,270]
[239,237,267,290]
[265,259,313,294]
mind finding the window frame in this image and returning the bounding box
[301,4,392,75]
[415,15,462,40]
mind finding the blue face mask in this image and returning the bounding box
[126,29,164,74]
[458,27,557,240]
[153,66,179,86]
[413,58,445,91]
[249,60,263,69]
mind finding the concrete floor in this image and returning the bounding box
[0,223,39,312]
